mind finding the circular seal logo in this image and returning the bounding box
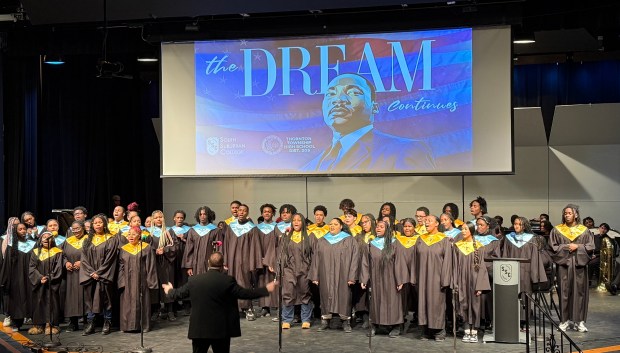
[262,135,283,155]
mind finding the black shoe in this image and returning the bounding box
[361,314,370,329]
[342,319,352,333]
[389,326,401,338]
[102,320,111,335]
[317,319,329,332]
[82,322,95,336]
[435,329,446,342]
[607,283,618,296]
[160,312,168,321]
[168,312,177,322]
[261,308,271,317]
[66,323,79,332]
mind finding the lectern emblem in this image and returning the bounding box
[500,264,513,282]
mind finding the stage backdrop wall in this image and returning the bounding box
[163,103,620,227]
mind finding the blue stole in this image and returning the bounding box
[276,221,291,233]
[444,228,461,239]
[17,239,37,253]
[229,220,256,237]
[169,225,191,236]
[505,232,534,248]
[475,234,498,246]
[257,222,276,235]
[150,227,164,238]
[54,235,67,246]
[370,236,395,250]
[192,224,216,237]
[324,231,351,245]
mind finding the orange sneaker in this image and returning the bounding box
[282,322,291,329]
[302,322,311,329]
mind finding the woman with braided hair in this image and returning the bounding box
[150,210,179,322]
[453,221,491,343]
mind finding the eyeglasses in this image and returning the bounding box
[71,228,83,232]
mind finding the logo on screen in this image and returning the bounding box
[500,264,513,282]
[262,135,283,155]
[206,137,219,156]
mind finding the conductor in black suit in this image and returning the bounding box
[163,252,278,353]
[304,73,435,172]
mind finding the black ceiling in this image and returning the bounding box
[2,0,620,60]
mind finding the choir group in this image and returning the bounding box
[0,196,594,344]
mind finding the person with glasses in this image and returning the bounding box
[60,220,88,332]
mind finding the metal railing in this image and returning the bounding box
[522,292,583,353]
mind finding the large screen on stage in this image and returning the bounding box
[161,26,512,176]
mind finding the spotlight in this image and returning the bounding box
[513,32,536,44]
[43,54,65,65]
[137,56,159,63]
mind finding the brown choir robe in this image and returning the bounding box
[475,235,501,324]
[79,233,118,315]
[29,247,64,326]
[368,238,405,326]
[222,221,263,309]
[452,240,491,328]
[169,226,191,292]
[118,242,159,332]
[414,233,452,329]
[352,234,371,314]
[502,232,548,294]
[394,233,418,318]
[549,224,595,323]
[0,238,35,321]
[265,230,313,306]
[308,231,359,317]
[257,222,280,308]
[151,228,178,305]
[60,235,87,318]
[182,224,220,276]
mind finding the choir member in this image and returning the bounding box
[225,200,241,225]
[45,219,65,246]
[453,222,490,343]
[256,204,279,318]
[0,222,35,332]
[343,209,363,236]
[367,220,405,338]
[259,203,277,225]
[502,217,548,330]
[309,218,359,333]
[83,219,92,233]
[170,210,191,314]
[183,206,218,276]
[307,205,329,238]
[442,203,464,227]
[474,215,500,330]
[21,211,44,240]
[394,217,418,332]
[469,196,487,224]
[222,204,263,319]
[61,221,87,332]
[414,207,429,235]
[338,198,362,225]
[118,226,158,332]
[80,214,118,336]
[150,210,179,321]
[108,206,128,235]
[29,231,64,335]
[270,213,314,329]
[414,215,452,341]
[351,214,374,328]
[1,217,20,328]
[440,213,462,241]
[549,204,594,332]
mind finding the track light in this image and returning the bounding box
[43,54,65,65]
[513,32,536,44]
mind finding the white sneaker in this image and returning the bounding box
[3,317,11,327]
[558,321,569,332]
[470,334,479,343]
[462,334,471,343]
[576,321,588,332]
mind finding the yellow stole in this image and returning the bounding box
[225,216,235,225]
[66,235,86,250]
[108,221,128,234]
[395,233,419,249]
[415,224,428,235]
[33,247,62,261]
[307,224,329,238]
[291,231,302,244]
[121,242,150,255]
[362,232,375,244]
[419,232,446,246]
[91,233,114,247]
[350,225,363,237]
[555,224,588,242]
[454,219,464,227]
[455,240,484,255]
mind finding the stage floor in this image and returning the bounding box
[1,289,618,353]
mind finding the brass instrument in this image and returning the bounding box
[598,235,617,292]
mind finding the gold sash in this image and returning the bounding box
[555,224,588,242]
[395,233,419,248]
[33,247,62,261]
[455,240,484,255]
[66,235,86,250]
[291,231,302,244]
[121,242,150,255]
[419,232,445,246]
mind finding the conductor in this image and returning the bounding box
[163,252,278,353]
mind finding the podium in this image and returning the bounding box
[485,258,530,344]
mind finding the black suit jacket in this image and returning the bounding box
[167,269,269,339]
[303,128,435,172]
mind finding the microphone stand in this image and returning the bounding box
[276,230,289,353]
[367,239,372,353]
[43,240,61,348]
[133,237,152,353]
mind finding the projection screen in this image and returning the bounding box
[161,26,512,176]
